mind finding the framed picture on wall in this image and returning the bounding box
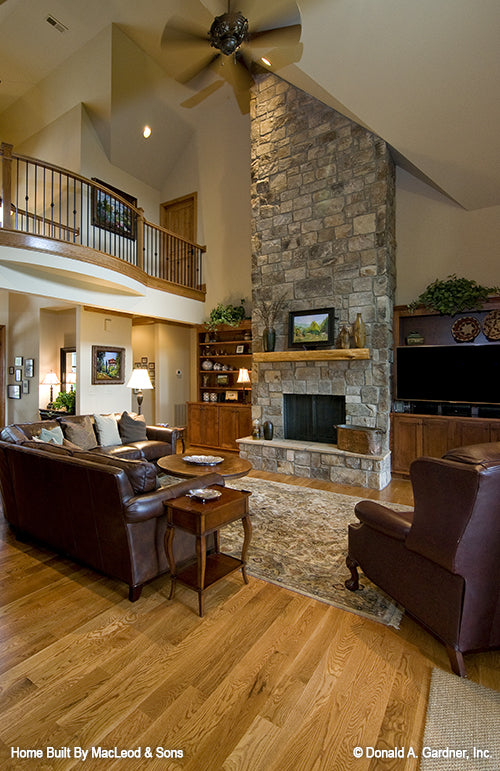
[25,358,34,378]
[91,345,125,384]
[8,384,21,399]
[15,369,22,382]
[14,356,23,367]
[22,379,29,394]
[91,179,137,240]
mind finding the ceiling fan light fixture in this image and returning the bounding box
[261,56,271,67]
[142,125,152,138]
[209,12,249,56]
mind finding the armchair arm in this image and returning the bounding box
[125,472,224,523]
[354,500,413,541]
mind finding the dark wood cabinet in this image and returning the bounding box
[187,402,252,452]
[391,413,500,475]
[391,299,500,475]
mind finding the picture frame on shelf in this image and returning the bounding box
[8,384,21,399]
[225,390,238,401]
[217,374,229,386]
[235,344,245,354]
[91,345,125,384]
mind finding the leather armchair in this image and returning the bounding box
[345,445,500,676]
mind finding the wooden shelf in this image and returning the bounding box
[253,349,370,363]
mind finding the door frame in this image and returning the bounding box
[160,193,197,241]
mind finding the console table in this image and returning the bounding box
[164,486,252,616]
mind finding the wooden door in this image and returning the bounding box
[160,194,197,241]
[188,403,219,448]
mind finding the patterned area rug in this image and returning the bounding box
[158,473,410,627]
[420,668,500,770]
[220,476,408,628]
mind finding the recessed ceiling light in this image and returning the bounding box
[261,57,271,67]
[143,125,152,138]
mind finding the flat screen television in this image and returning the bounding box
[288,307,335,349]
[396,344,500,405]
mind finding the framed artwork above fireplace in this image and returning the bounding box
[288,308,336,350]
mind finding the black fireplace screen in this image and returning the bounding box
[283,394,346,443]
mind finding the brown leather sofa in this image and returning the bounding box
[1,412,180,463]
[345,443,500,676]
[0,439,222,601]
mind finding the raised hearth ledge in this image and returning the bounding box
[252,349,369,363]
[237,436,391,490]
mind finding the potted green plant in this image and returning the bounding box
[205,299,247,338]
[52,389,76,414]
[408,274,499,316]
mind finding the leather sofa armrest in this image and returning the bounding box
[354,500,413,541]
[146,424,178,444]
[125,472,224,523]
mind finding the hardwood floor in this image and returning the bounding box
[0,470,498,770]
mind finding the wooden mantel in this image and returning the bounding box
[253,349,370,363]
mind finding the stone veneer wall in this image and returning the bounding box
[248,73,396,484]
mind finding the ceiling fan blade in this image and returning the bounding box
[248,23,301,49]
[240,0,300,34]
[181,80,225,109]
[161,17,210,50]
[254,42,303,71]
[214,57,252,114]
[177,52,221,85]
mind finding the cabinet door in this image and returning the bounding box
[489,423,500,442]
[188,404,219,448]
[452,419,491,448]
[422,418,453,458]
[219,407,252,451]
[391,415,422,475]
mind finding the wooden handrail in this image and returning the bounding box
[0,142,206,294]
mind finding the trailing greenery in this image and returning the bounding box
[52,390,76,413]
[408,274,499,316]
[205,299,247,331]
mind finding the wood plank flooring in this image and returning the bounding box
[0,469,498,770]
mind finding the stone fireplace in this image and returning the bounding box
[283,394,345,443]
[238,73,396,489]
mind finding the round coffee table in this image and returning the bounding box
[157,451,252,480]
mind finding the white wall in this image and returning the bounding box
[395,168,500,305]
[77,308,133,415]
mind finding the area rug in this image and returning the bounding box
[195,475,410,628]
[420,668,500,770]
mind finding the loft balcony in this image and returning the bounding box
[0,142,206,302]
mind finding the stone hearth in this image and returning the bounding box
[248,73,396,489]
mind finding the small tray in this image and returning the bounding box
[187,488,222,502]
[183,455,224,465]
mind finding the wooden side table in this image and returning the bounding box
[164,485,252,617]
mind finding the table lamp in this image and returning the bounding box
[42,370,60,407]
[126,368,153,414]
[237,367,251,403]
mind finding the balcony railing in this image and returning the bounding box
[0,142,205,296]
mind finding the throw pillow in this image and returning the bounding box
[39,426,64,445]
[118,411,148,443]
[93,413,121,447]
[61,416,98,451]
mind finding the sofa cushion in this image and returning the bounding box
[21,440,73,456]
[1,425,29,443]
[60,415,98,451]
[119,411,147,443]
[91,444,143,460]
[74,452,158,494]
[94,413,121,447]
[40,425,64,445]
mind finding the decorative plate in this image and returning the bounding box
[187,488,222,501]
[183,454,224,465]
[451,316,481,342]
[483,310,500,341]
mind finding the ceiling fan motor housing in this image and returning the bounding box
[209,12,249,55]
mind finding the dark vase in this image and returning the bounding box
[263,420,274,440]
[263,327,276,352]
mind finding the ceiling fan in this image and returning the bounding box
[161,0,303,113]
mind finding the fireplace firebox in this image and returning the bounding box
[283,394,346,444]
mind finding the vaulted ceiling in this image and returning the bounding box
[1,0,499,210]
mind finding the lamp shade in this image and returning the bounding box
[42,370,60,386]
[66,372,77,385]
[237,368,251,384]
[126,368,153,390]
